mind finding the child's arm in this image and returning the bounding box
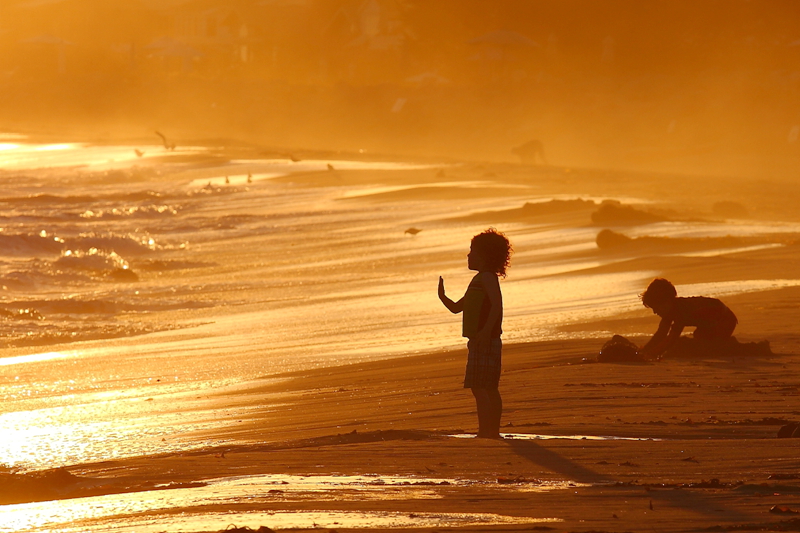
[476,272,502,345]
[438,276,464,313]
[641,318,685,357]
[640,317,671,357]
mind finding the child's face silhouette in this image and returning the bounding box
[467,246,486,271]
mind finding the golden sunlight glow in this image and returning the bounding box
[0,0,794,176]
[0,352,72,367]
[34,143,74,151]
[0,3,799,532]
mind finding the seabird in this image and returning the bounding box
[155,131,176,151]
[404,227,422,235]
[134,149,144,157]
[327,163,335,171]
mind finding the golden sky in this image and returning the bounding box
[0,0,798,176]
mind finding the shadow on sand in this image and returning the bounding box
[505,435,753,521]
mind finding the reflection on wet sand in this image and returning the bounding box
[0,473,565,533]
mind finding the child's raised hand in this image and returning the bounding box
[438,275,463,313]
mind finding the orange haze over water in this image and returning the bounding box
[0,0,798,178]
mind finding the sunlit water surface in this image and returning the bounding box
[0,140,797,531]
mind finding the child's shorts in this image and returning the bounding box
[464,338,502,389]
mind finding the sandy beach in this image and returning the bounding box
[67,332,800,533]
[15,335,800,532]
[1,144,800,533]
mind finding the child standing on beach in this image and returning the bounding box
[639,278,738,359]
[438,228,512,439]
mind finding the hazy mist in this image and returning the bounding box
[1,0,799,178]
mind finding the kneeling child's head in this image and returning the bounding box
[641,278,677,311]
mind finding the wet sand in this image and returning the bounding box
[4,153,800,532]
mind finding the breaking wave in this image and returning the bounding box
[0,233,64,256]
[0,190,166,206]
[68,232,160,255]
[0,231,166,259]
[54,249,132,274]
[79,205,179,219]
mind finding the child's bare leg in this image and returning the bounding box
[486,387,502,436]
[472,387,503,438]
[471,388,489,435]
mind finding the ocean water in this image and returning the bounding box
[0,139,798,531]
[2,140,800,469]
[0,141,651,467]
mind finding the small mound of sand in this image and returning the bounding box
[597,335,645,363]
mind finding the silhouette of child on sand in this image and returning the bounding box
[438,228,512,439]
[639,278,759,359]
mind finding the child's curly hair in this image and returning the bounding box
[471,228,512,278]
[640,278,677,308]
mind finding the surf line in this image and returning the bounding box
[449,433,662,441]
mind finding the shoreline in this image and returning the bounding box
[7,129,800,188]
